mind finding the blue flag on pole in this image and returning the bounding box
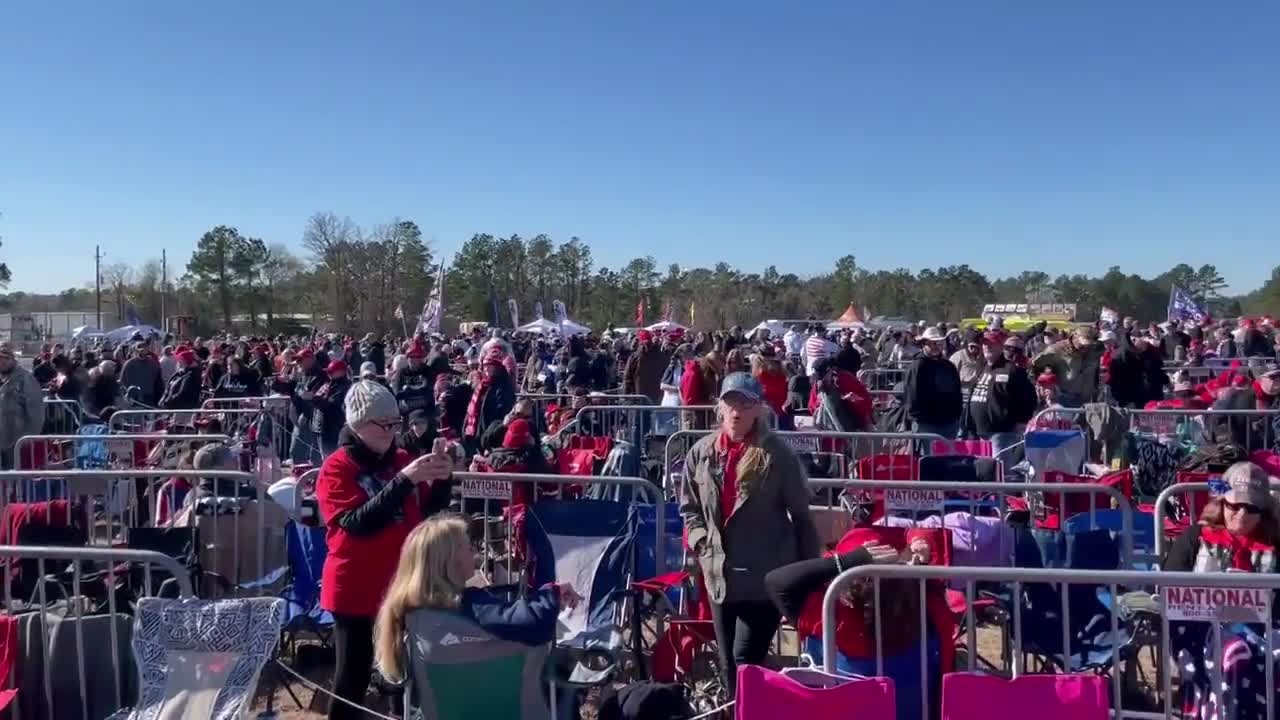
[1168,286,1208,324]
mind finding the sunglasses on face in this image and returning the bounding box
[1224,501,1263,515]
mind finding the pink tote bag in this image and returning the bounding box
[736,665,895,720]
[942,673,1109,720]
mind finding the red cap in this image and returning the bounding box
[175,350,197,365]
[297,348,315,360]
[1036,368,1058,387]
[325,360,348,375]
[175,344,191,354]
[502,419,533,450]
[407,339,428,359]
[637,330,654,344]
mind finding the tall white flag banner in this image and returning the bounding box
[534,301,544,320]
[419,263,446,334]
[507,299,520,329]
[553,300,567,334]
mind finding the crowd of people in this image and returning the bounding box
[4,309,1280,718]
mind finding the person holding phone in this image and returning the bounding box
[316,380,456,720]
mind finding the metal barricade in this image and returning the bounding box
[451,471,665,575]
[809,478,1135,565]
[0,545,195,720]
[0,469,282,593]
[42,398,83,435]
[857,368,906,392]
[517,393,652,435]
[109,408,291,457]
[1164,364,1217,385]
[13,433,229,471]
[662,430,949,495]
[1129,408,1280,454]
[823,565,1280,720]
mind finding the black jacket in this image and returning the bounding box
[310,376,352,444]
[160,367,203,410]
[904,354,963,426]
[968,357,1035,435]
[214,369,263,399]
[363,342,387,375]
[82,375,121,417]
[393,364,436,414]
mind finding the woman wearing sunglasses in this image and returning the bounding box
[1163,461,1280,719]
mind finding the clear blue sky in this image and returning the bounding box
[2,2,1277,295]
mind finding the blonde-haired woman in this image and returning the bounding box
[680,372,820,694]
[374,515,582,683]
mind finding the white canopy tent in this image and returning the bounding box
[103,324,163,343]
[751,319,790,338]
[516,317,592,337]
[645,320,688,333]
[70,325,104,341]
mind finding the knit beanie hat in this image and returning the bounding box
[344,380,399,427]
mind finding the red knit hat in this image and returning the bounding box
[502,419,532,449]
[1036,368,1058,387]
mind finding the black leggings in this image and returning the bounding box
[330,613,375,720]
[710,599,781,695]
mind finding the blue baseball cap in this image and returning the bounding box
[719,371,763,403]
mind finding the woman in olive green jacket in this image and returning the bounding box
[680,371,820,693]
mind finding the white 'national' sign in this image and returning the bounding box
[1162,586,1270,623]
[460,478,513,501]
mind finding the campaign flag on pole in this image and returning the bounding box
[419,263,446,334]
[1099,307,1119,325]
[689,300,695,327]
[635,299,645,327]
[393,304,404,320]
[507,299,520,329]
[124,302,142,328]
[1168,287,1208,324]
[662,300,673,323]
[534,301,544,320]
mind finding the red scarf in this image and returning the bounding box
[1199,526,1274,572]
[717,433,749,522]
[464,373,494,439]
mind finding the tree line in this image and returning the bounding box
[2,210,1280,336]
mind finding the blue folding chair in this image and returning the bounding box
[523,498,637,719]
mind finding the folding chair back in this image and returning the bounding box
[116,597,284,720]
[403,608,550,720]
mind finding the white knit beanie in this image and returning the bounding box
[344,380,399,427]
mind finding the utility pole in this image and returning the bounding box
[161,249,167,334]
[95,245,102,329]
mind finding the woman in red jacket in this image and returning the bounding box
[751,347,790,428]
[679,351,725,429]
[316,380,455,720]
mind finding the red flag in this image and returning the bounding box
[635,299,645,327]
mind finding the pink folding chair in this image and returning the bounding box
[941,672,1108,720]
[736,665,895,720]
